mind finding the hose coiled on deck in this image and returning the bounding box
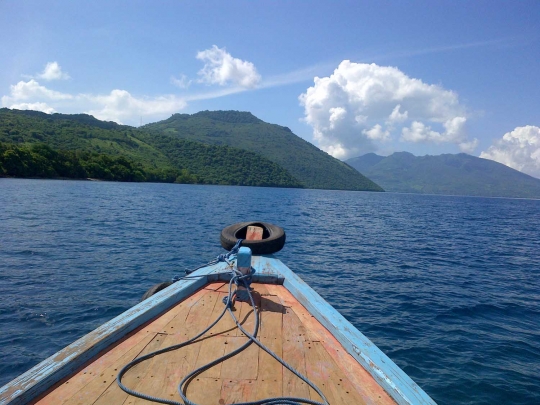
[117,250,329,405]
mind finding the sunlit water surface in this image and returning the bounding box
[1,179,539,405]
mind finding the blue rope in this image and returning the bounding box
[117,241,330,405]
[216,238,244,263]
[184,239,243,275]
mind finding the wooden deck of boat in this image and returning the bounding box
[31,282,396,405]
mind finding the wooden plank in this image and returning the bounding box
[207,293,238,338]
[265,284,319,341]
[246,226,263,241]
[281,290,396,405]
[128,288,228,403]
[304,340,371,405]
[71,333,165,405]
[220,379,256,404]
[320,337,397,405]
[253,283,271,296]
[126,288,224,403]
[193,335,227,379]
[183,288,221,339]
[255,295,283,401]
[204,282,227,291]
[234,296,258,338]
[146,288,208,334]
[183,377,222,405]
[220,337,259,380]
[32,331,156,405]
[258,294,284,338]
[216,282,232,293]
[129,332,203,405]
[281,306,311,399]
[251,257,283,284]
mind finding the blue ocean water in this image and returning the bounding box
[0,179,539,405]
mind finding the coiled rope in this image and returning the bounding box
[182,239,243,277]
[117,243,330,405]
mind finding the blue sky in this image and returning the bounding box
[2,1,540,176]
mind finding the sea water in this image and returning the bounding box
[0,179,539,405]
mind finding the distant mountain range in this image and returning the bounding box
[8,107,535,198]
[346,152,540,198]
[0,108,382,191]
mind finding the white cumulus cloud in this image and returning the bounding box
[480,126,540,178]
[300,61,477,159]
[2,79,73,104]
[363,124,390,141]
[196,45,261,88]
[37,62,70,81]
[83,89,187,124]
[1,79,187,125]
[400,116,475,152]
[9,102,56,114]
[387,104,408,125]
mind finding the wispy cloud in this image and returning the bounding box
[259,62,336,88]
[210,37,521,93]
[364,37,524,62]
[183,86,247,101]
[170,74,192,89]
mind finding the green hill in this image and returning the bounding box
[142,110,383,191]
[346,152,540,198]
[0,108,302,187]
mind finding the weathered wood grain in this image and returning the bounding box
[88,333,165,405]
[220,379,256,404]
[129,333,202,405]
[220,337,259,380]
[184,377,222,405]
[281,307,311,399]
[32,331,156,405]
[246,226,263,241]
[255,295,284,401]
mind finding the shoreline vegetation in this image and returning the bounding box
[0,142,300,187]
[0,142,195,184]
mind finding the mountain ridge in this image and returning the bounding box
[142,110,383,191]
[0,108,302,187]
[0,108,382,191]
[346,152,540,198]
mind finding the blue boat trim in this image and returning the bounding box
[0,256,436,405]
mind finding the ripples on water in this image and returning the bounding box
[1,179,539,405]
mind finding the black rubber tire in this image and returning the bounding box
[141,281,173,301]
[220,221,286,255]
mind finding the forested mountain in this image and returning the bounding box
[0,108,301,187]
[347,152,540,198]
[142,110,383,191]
